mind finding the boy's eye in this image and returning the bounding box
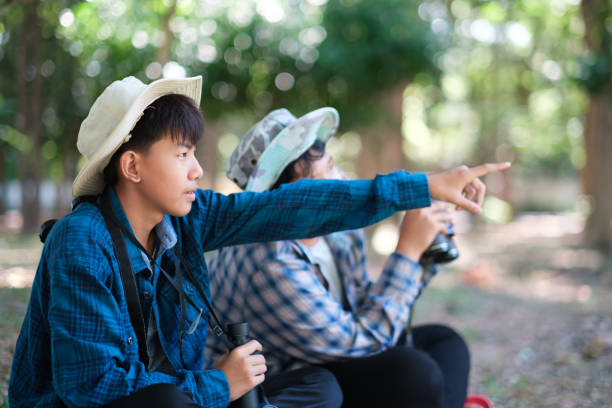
[178,152,187,158]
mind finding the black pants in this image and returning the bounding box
[321,324,470,408]
[105,366,342,408]
[258,366,342,408]
[104,383,201,408]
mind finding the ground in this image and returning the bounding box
[1,212,610,407]
[412,213,612,407]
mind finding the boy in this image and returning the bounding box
[9,76,507,407]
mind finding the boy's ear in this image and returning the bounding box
[118,150,142,184]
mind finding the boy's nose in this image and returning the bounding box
[191,159,204,180]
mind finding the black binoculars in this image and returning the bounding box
[420,221,459,264]
[228,323,259,408]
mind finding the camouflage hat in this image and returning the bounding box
[227,107,339,192]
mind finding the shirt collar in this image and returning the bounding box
[322,231,348,255]
[150,216,177,259]
[106,187,177,275]
[293,240,317,264]
[293,233,345,258]
[293,236,336,266]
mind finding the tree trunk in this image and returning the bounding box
[156,1,176,66]
[357,82,408,178]
[199,121,219,190]
[357,125,407,178]
[0,149,5,214]
[582,87,612,249]
[581,0,612,250]
[54,153,74,218]
[16,2,43,234]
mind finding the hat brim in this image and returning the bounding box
[246,107,339,192]
[72,76,202,197]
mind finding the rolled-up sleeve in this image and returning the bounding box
[241,242,425,365]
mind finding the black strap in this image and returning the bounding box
[172,248,227,341]
[100,192,150,368]
[43,191,236,369]
[173,252,188,367]
[97,191,272,407]
[99,191,235,351]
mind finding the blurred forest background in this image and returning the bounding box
[1,0,612,406]
[1,0,611,246]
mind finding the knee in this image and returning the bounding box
[440,324,471,365]
[431,324,467,344]
[426,324,471,360]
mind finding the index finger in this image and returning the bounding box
[470,162,511,178]
[236,339,263,356]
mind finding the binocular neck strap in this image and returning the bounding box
[100,191,150,368]
[100,191,235,353]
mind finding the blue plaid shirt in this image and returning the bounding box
[205,229,438,374]
[9,171,430,408]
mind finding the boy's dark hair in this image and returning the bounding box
[103,93,203,186]
[271,139,326,190]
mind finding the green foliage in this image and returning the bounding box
[0,0,86,182]
[0,0,606,185]
[402,0,590,177]
[0,0,440,185]
[312,0,439,125]
[0,125,31,152]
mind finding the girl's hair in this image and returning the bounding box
[103,93,203,186]
[271,139,326,190]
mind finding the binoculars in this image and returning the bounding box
[420,221,459,264]
[228,323,259,408]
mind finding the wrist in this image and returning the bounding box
[395,243,423,262]
[426,173,438,201]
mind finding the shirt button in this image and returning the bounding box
[186,284,193,292]
[143,291,150,298]
[127,336,134,344]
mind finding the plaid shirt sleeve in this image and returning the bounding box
[188,170,430,251]
[344,229,439,315]
[241,238,426,364]
[40,215,228,408]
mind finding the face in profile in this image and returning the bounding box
[295,150,342,181]
[134,135,203,217]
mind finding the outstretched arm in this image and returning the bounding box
[190,170,431,251]
[189,162,510,251]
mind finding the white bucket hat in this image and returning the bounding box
[72,75,202,197]
[227,107,339,192]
